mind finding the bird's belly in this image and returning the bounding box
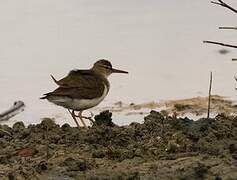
[48,85,108,111]
[72,98,103,110]
[73,85,108,110]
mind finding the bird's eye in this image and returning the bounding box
[103,66,111,69]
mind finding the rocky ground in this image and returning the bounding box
[0,110,237,180]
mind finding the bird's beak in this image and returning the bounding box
[111,68,128,74]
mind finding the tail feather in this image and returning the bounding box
[40,74,59,99]
[50,74,59,85]
[40,96,47,99]
[40,92,52,100]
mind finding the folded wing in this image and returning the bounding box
[43,70,105,99]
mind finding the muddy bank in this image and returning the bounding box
[98,95,237,117]
[0,111,237,179]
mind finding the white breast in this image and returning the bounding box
[48,84,109,111]
[71,84,109,110]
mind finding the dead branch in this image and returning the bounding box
[0,101,25,121]
[211,0,237,13]
[219,26,237,30]
[203,40,237,49]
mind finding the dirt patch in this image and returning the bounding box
[98,95,237,117]
[0,110,237,179]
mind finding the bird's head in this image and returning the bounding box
[92,59,128,77]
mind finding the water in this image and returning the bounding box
[0,0,237,126]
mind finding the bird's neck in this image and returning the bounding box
[91,69,110,89]
[91,68,108,78]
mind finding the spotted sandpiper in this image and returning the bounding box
[40,59,128,128]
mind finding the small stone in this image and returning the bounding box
[12,121,25,132]
[94,111,115,127]
[61,123,71,131]
[40,118,56,129]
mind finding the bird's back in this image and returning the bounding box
[42,69,109,100]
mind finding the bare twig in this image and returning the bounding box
[207,72,213,119]
[219,26,237,30]
[211,0,237,13]
[208,1,237,60]
[203,40,237,49]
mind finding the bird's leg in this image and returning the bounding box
[74,111,94,123]
[67,109,80,128]
[79,111,95,124]
[77,111,87,128]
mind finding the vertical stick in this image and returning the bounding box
[207,72,213,119]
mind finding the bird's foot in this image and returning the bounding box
[77,111,95,124]
[81,116,94,124]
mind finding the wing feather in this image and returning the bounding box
[46,70,106,99]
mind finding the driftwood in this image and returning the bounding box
[0,101,25,121]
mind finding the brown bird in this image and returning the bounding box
[40,59,128,127]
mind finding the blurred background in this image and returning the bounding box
[0,0,237,125]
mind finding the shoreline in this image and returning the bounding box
[2,94,237,128]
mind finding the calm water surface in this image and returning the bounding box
[0,0,237,125]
